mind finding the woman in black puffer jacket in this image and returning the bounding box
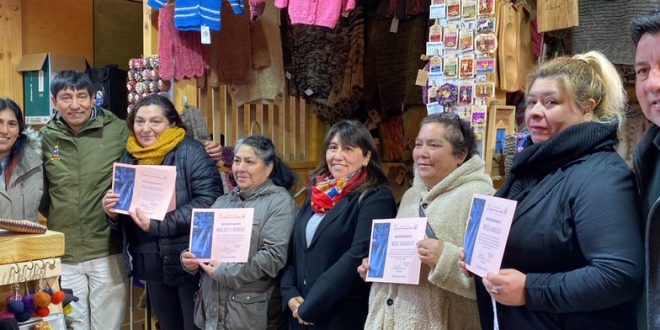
[103,94,222,330]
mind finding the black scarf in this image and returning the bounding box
[496,121,619,201]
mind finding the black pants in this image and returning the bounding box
[148,280,200,330]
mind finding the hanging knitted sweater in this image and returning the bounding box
[158,6,211,80]
[148,0,244,31]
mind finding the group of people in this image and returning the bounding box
[0,9,659,330]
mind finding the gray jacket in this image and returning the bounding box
[0,132,43,222]
[193,179,297,330]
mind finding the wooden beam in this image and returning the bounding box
[0,0,23,109]
[142,1,158,56]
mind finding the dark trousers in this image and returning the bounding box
[148,280,200,330]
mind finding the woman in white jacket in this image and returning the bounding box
[358,113,494,329]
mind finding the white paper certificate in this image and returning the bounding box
[366,217,427,285]
[189,208,254,263]
[111,163,177,221]
[464,194,517,277]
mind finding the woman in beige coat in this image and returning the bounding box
[358,113,494,329]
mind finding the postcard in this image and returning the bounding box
[464,194,517,278]
[189,208,254,263]
[112,163,176,221]
[366,217,427,285]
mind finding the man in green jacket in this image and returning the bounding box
[40,71,222,329]
[40,71,129,330]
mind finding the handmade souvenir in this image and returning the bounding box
[429,21,443,42]
[430,4,447,19]
[459,83,474,105]
[459,55,475,79]
[438,83,458,106]
[478,0,495,17]
[430,54,443,73]
[428,83,439,104]
[444,26,458,49]
[461,0,477,20]
[475,82,495,98]
[459,29,474,52]
[444,56,458,79]
[447,0,461,20]
[476,58,496,74]
[475,33,498,54]
[476,18,495,34]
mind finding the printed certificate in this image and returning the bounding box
[189,208,254,263]
[366,217,427,285]
[111,163,176,221]
[464,194,517,277]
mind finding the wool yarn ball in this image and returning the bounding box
[6,300,24,314]
[35,307,49,317]
[62,304,73,316]
[32,292,50,308]
[14,309,32,322]
[50,291,65,305]
[21,295,33,310]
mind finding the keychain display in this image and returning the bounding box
[423,0,497,119]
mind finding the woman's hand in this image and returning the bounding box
[128,208,151,232]
[181,251,199,271]
[482,269,527,306]
[357,258,370,281]
[198,259,220,277]
[288,297,314,325]
[204,141,222,162]
[102,190,120,220]
[417,238,444,268]
[458,248,473,277]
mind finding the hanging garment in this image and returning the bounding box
[371,0,430,19]
[180,104,211,142]
[148,0,244,31]
[570,0,657,65]
[228,2,285,106]
[208,0,252,86]
[363,7,426,118]
[275,0,356,29]
[249,0,267,21]
[158,6,211,80]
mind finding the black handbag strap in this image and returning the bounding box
[418,199,438,239]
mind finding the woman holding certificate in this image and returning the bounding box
[102,95,222,330]
[281,120,397,329]
[358,113,495,329]
[181,135,298,330]
[469,52,644,329]
[0,97,43,222]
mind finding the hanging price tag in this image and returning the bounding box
[201,25,211,44]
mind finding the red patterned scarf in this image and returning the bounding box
[310,168,367,213]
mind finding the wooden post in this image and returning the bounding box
[0,0,24,109]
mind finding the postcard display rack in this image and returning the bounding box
[0,230,66,329]
[424,0,498,158]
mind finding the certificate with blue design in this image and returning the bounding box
[189,208,254,263]
[464,194,517,277]
[366,217,427,285]
[111,163,176,221]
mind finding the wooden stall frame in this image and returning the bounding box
[485,105,516,182]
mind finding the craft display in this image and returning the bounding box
[126,56,171,113]
[422,0,498,138]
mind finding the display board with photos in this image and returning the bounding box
[425,0,498,143]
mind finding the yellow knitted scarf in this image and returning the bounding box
[126,127,186,165]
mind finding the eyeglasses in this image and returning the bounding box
[437,111,467,139]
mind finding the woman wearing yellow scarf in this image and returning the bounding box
[102,94,223,330]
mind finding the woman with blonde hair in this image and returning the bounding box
[465,51,644,329]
